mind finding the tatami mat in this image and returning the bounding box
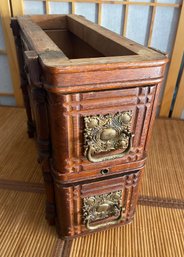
[1,189,183,257]
[142,119,184,200]
[0,189,62,257]
[69,205,184,257]
[0,107,42,183]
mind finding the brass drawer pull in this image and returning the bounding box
[83,190,125,231]
[85,206,125,230]
[84,111,133,163]
[87,132,133,163]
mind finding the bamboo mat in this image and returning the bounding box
[0,190,183,257]
[69,205,184,257]
[0,107,184,257]
[142,119,184,200]
[0,107,43,183]
[0,189,63,257]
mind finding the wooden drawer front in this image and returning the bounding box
[54,170,142,239]
[48,85,156,177]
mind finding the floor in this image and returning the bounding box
[0,107,184,257]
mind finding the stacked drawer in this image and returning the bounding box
[46,86,154,238]
[11,14,167,239]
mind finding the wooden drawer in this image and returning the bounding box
[11,15,167,184]
[11,14,167,235]
[49,85,155,182]
[54,169,142,239]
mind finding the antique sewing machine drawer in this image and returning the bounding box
[54,169,142,239]
[49,85,156,182]
[11,14,168,237]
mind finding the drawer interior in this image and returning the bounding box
[41,16,136,59]
[45,29,105,59]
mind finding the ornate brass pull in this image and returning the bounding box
[83,190,124,230]
[87,132,133,163]
[84,111,133,163]
[85,206,125,230]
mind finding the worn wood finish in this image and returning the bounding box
[12,14,167,238]
[11,19,35,138]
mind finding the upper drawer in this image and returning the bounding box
[48,85,156,182]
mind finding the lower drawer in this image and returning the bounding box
[54,169,143,239]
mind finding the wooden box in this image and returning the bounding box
[11,14,168,239]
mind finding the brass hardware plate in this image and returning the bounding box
[84,111,133,162]
[83,190,124,230]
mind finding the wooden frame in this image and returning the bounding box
[160,2,184,117]
[172,68,184,118]
[11,0,24,16]
[13,0,182,8]
[0,0,23,106]
[18,15,168,67]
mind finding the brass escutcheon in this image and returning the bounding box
[84,111,133,162]
[85,206,125,230]
[83,191,125,230]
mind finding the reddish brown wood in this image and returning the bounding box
[11,19,35,138]
[42,159,56,225]
[11,14,168,239]
[54,170,142,239]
